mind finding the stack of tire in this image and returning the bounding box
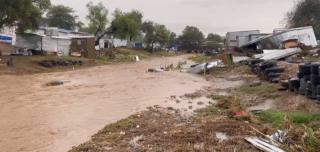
[294,63,320,100]
[249,60,285,83]
[249,59,320,102]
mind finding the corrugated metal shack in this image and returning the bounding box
[240,26,318,51]
[70,36,96,58]
[15,34,71,56]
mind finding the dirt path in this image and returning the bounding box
[0,55,211,152]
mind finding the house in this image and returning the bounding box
[0,26,16,55]
[240,26,318,51]
[15,27,94,56]
[225,30,261,51]
[99,35,128,49]
[15,33,71,56]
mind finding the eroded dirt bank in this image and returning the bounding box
[0,55,211,152]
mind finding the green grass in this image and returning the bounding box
[238,83,279,99]
[195,105,221,117]
[98,116,138,134]
[256,110,320,126]
[209,94,227,101]
[188,54,216,63]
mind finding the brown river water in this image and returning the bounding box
[0,55,211,152]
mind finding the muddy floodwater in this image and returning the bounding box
[0,55,211,152]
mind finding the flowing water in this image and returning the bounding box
[0,55,211,152]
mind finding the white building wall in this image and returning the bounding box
[42,36,71,55]
[0,26,16,44]
[226,30,260,49]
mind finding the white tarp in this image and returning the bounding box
[254,48,302,61]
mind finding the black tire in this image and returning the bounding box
[311,75,320,85]
[303,75,311,81]
[299,64,311,75]
[260,61,277,71]
[311,63,320,75]
[265,67,285,74]
[268,73,281,78]
[281,80,289,89]
[271,78,279,83]
[297,72,304,79]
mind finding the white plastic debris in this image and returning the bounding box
[245,137,286,152]
[254,48,302,61]
[187,60,224,74]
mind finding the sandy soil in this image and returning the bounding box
[0,55,211,152]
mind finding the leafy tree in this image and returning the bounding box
[206,33,223,42]
[86,2,109,44]
[153,24,170,48]
[110,10,143,47]
[178,26,204,50]
[142,21,171,50]
[202,33,224,50]
[0,0,51,31]
[142,21,156,49]
[286,0,320,38]
[169,32,177,45]
[46,5,79,30]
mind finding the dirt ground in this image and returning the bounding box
[0,55,211,152]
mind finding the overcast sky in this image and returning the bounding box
[51,0,295,36]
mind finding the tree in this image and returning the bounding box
[206,33,223,42]
[86,2,109,45]
[142,21,171,51]
[202,33,224,50]
[46,5,79,30]
[110,10,143,47]
[142,21,156,49]
[0,0,51,31]
[178,26,204,50]
[169,32,177,45]
[286,0,320,38]
[153,24,170,48]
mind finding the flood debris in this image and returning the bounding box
[147,68,164,73]
[245,137,286,152]
[254,48,302,61]
[46,80,64,86]
[187,60,224,74]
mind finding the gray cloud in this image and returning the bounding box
[51,0,295,35]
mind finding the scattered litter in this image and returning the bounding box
[135,56,140,62]
[233,56,250,63]
[129,135,143,149]
[187,60,224,74]
[120,131,126,135]
[245,137,286,152]
[271,130,286,143]
[215,132,229,142]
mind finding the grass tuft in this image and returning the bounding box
[256,110,320,126]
